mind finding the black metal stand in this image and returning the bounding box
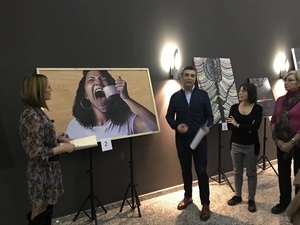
[210,124,235,192]
[119,138,141,217]
[257,117,278,176]
[73,148,107,224]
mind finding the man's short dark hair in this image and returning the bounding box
[181,66,197,76]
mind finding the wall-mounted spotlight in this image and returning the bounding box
[292,48,300,70]
[273,52,289,79]
[279,58,289,79]
[160,43,181,79]
[170,48,180,79]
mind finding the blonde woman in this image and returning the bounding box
[19,74,76,225]
[271,70,300,214]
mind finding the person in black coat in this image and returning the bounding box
[166,65,213,221]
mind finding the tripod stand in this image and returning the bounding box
[210,124,235,192]
[73,148,107,224]
[257,117,278,176]
[119,137,141,217]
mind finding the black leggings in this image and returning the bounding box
[277,146,300,207]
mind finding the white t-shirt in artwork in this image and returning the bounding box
[66,113,137,140]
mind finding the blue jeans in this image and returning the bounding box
[231,142,258,200]
[176,137,210,205]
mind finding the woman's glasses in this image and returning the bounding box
[283,78,297,83]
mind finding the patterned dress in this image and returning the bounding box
[19,105,64,208]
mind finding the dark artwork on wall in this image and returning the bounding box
[248,77,275,117]
[292,48,300,70]
[194,57,239,124]
[36,68,160,142]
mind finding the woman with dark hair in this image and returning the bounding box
[19,74,76,225]
[226,83,263,213]
[66,70,158,140]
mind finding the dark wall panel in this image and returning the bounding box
[1,0,299,224]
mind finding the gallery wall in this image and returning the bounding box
[0,0,299,224]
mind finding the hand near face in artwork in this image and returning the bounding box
[115,76,129,99]
[114,75,158,132]
[177,123,188,133]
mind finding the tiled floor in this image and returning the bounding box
[53,162,292,225]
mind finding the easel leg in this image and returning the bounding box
[73,149,107,224]
[257,155,278,176]
[210,124,235,192]
[210,168,235,192]
[73,195,90,221]
[120,183,141,217]
[94,194,107,213]
[134,186,141,216]
[119,138,142,217]
[257,117,278,176]
[120,184,131,213]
